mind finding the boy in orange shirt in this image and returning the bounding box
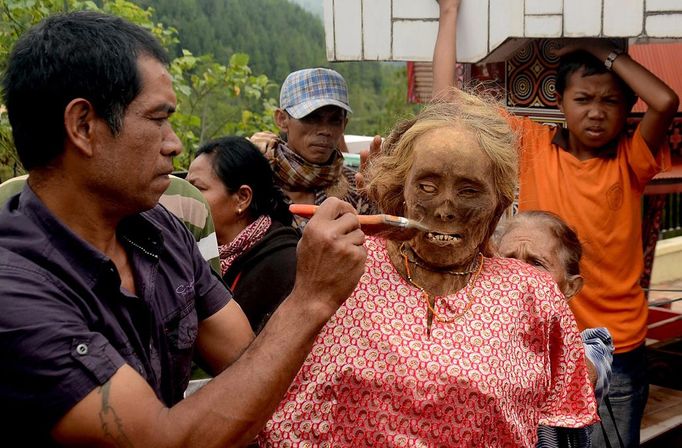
[433,1,678,446]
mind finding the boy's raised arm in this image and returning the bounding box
[432,0,461,101]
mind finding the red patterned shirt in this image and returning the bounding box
[261,237,598,447]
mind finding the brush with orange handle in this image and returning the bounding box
[289,204,429,240]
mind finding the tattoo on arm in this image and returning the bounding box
[98,381,135,448]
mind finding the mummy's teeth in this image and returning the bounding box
[427,233,461,241]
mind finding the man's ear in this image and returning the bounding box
[274,109,290,133]
[63,98,98,158]
[564,274,584,300]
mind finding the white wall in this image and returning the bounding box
[651,236,682,284]
[324,0,682,62]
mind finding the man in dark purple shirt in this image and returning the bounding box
[0,11,366,447]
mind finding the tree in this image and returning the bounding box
[139,0,411,138]
[0,0,277,179]
[170,51,277,169]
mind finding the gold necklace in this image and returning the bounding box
[401,248,484,330]
[399,243,480,275]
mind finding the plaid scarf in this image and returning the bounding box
[219,214,272,276]
[271,142,349,199]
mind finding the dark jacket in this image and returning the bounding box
[223,221,300,332]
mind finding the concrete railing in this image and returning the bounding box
[652,236,682,284]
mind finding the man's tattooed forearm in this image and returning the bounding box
[98,380,135,448]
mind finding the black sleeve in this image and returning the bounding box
[231,245,297,333]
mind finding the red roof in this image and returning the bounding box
[629,43,682,113]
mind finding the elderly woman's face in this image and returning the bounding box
[404,125,498,269]
[497,221,571,299]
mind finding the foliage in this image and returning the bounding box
[0,111,18,180]
[0,0,278,179]
[287,0,323,18]
[0,0,84,179]
[138,0,411,137]
[169,50,278,169]
[1,0,419,179]
[139,0,328,84]
[0,0,179,74]
[336,61,420,138]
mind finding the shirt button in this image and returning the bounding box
[76,343,89,355]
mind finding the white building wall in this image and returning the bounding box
[324,0,682,62]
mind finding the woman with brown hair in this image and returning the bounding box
[260,92,598,447]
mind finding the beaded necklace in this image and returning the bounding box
[400,246,484,334]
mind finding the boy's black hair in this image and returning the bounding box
[556,50,638,110]
[2,11,170,170]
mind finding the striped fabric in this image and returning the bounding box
[160,175,220,273]
[292,165,375,230]
[0,174,221,274]
[0,174,26,200]
[581,327,614,405]
[536,425,591,448]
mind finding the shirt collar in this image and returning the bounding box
[119,212,164,260]
[18,184,164,288]
[551,124,619,158]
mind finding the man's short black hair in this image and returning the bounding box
[2,11,170,170]
[556,50,637,110]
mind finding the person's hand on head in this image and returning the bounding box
[248,131,280,158]
[354,135,382,190]
[552,38,618,61]
[293,198,366,315]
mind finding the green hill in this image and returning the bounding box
[137,0,417,136]
[288,0,323,18]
